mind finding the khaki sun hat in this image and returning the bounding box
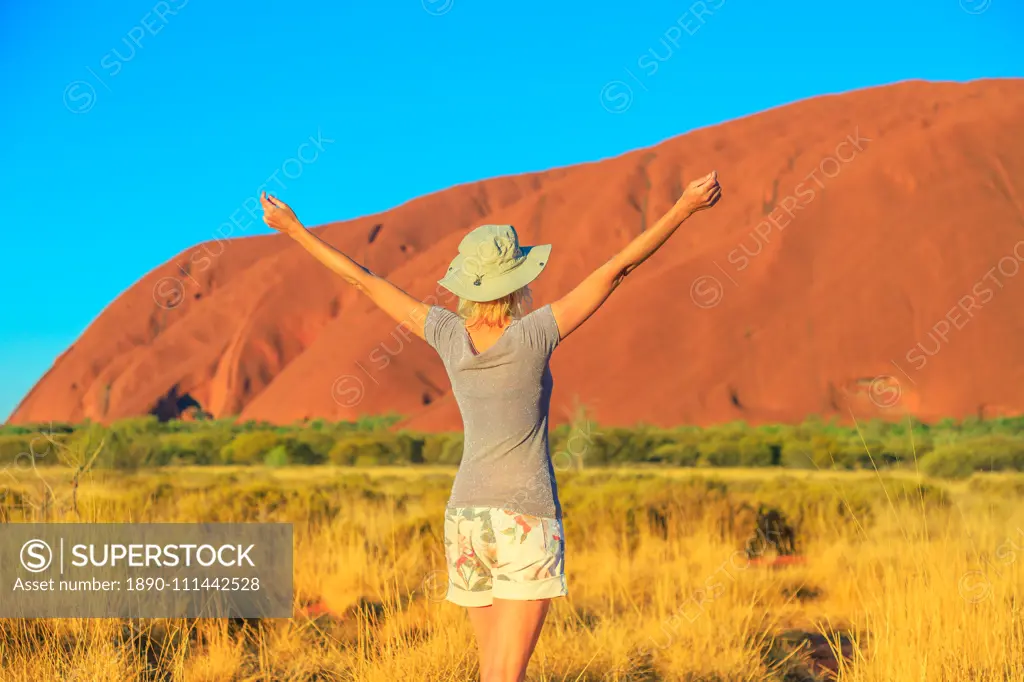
[437,224,551,302]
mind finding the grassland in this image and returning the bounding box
[1,464,1022,681]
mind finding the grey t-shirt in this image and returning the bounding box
[424,304,563,519]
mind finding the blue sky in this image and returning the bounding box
[1,0,1021,421]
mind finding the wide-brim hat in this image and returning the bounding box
[438,224,551,302]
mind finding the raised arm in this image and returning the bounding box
[550,171,722,338]
[260,192,430,338]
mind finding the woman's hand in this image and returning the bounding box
[551,170,723,339]
[260,192,305,236]
[677,171,722,214]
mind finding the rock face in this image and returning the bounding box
[10,79,1024,431]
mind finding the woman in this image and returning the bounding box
[260,170,721,681]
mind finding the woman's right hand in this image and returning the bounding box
[260,192,305,236]
[678,171,722,214]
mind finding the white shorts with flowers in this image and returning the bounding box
[443,506,567,607]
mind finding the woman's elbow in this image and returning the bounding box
[609,265,632,289]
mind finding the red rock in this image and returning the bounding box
[10,80,1024,430]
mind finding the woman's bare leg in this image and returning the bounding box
[486,598,551,682]
[466,604,499,679]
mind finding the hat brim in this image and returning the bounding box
[437,244,551,302]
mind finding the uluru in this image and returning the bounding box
[9,78,1024,431]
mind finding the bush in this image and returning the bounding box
[780,440,815,469]
[0,436,37,466]
[877,435,931,466]
[422,433,463,465]
[220,431,328,466]
[921,435,1024,478]
[698,437,741,467]
[158,431,234,465]
[966,474,1024,497]
[328,433,424,466]
[649,442,699,466]
[292,431,334,464]
[285,441,319,465]
[582,428,682,466]
[264,445,290,467]
[438,434,464,465]
[804,435,876,470]
[221,431,283,465]
[68,423,160,471]
[0,432,70,468]
[329,437,385,466]
[921,444,981,478]
[111,416,162,435]
[738,436,774,467]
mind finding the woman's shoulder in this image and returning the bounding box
[427,305,461,325]
[515,304,560,354]
[425,306,463,352]
[519,303,556,327]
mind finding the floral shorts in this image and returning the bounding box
[443,506,567,607]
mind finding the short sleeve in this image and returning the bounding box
[519,304,562,356]
[424,305,461,356]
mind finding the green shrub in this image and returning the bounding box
[351,413,404,432]
[68,423,159,471]
[111,416,162,435]
[806,435,874,470]
[738,436,774,467]
[158,431,233,465]
[973,435,1024,471]
[438,434,464,465]
[780,440,815,469]
[921,435,1024,478]
[876,435,931,466]
[834,440,875,470]
[422,433,463,464]
[920,444,976,478]
[698,437,741,467]
[0,436,37,465]
[329,437,384,466]
[0,432,70,468]
[328,433,424,466]
[649,442,699,466]
[264,445,290,467]
[966,474,1024,497]
[282,441,316,465]
[293,431,333,464]
[584,428,680,466]
[220,431,283,465]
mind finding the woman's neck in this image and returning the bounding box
[467,315,512,330]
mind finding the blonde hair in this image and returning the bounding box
[458,286,533,328]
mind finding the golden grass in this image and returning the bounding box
[1,465,1022,681]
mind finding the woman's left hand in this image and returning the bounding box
[260,192,305,236]
[677,171,722,214]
